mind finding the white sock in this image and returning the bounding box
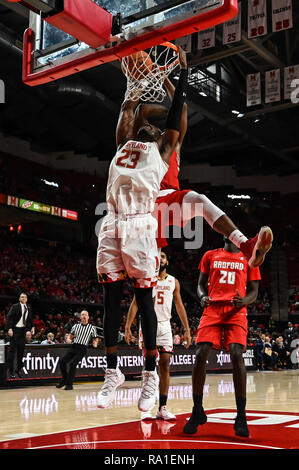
[182,191,225,227]
[229,229,248,248]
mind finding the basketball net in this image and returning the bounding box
[121,43,179,102]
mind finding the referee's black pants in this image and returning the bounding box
[7,327,26,373]
[59,343,87,386]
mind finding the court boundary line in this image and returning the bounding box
[29,439,283,450]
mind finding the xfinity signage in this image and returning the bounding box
[3,345,257,383]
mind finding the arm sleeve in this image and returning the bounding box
[165,69,188,132]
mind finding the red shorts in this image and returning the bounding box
[196,303,248,351]
[154,189,191,248]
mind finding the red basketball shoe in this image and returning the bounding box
[240,226,273,268]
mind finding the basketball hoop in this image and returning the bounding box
[121,42,180,103]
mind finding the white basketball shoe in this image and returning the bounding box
[138,369,159,412]
[97,368,125,409]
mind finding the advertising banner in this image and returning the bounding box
[19,199,52,215]
[4,345,257,383]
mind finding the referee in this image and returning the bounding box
[56,310,99,390]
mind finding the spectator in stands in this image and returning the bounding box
[25,331,33,344]
[64,318,74,333]
[263,336,278,370]
[33,327,46,344]
[272,336,290,369]
[41,332,57,345]
[284,322,298,343]
[33,314,45,332]
[256,333,265,370]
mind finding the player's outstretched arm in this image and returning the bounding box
[164,76,187,151]
[116,98,141,149]
[160,47,188,164]
[173,278,191,348]
[125,295,138,345]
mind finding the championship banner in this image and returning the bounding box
[223,1,242,45]
[247,72,261,106]
[284,64,299,100]
[265,68,281,103]
[198,27,215,50]
[248,0,268,38]
[176,34,192,53]
[272,0,293,32]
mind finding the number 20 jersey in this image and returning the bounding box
[106,140,168,215]
[199,248,261,303]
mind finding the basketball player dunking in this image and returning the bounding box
[125,250,191,420]
[133,78,273,269]
[96,48,188,413]
[183,237,261,438]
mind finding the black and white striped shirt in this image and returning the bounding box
[70,323,97,347]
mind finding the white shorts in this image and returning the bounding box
[157,320,173,354]
[97,213,159,288]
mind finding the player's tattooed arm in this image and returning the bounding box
[232,280,259,307]
[197,271,211,308]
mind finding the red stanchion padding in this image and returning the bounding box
[45,0,113,48]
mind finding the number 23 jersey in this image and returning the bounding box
[199,248,261,303]
[106,140,168,215]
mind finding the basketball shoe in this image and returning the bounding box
[234,414,250,438]
[156,406,176,420]
[183,406,207,434]
[138,370,159,412]
[97,368,125,408]
[240,226,273,268]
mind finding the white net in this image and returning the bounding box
[121,44,179,102]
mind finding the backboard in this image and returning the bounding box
[23,0,238,86]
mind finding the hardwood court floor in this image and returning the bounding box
[0,370,298,449]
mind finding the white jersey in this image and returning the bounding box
[106,140,168,215]
[154,274,176,322]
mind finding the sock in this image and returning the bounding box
[236,397,246,415]
[159,394,167,409]
[145,355,156,372]
[106,353,118,369]
[193,394,203,411]
[229,229,248,248]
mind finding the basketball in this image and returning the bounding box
[122,50,153,80]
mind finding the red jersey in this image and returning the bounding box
[159,149,180,191]
[199,248,261,303]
